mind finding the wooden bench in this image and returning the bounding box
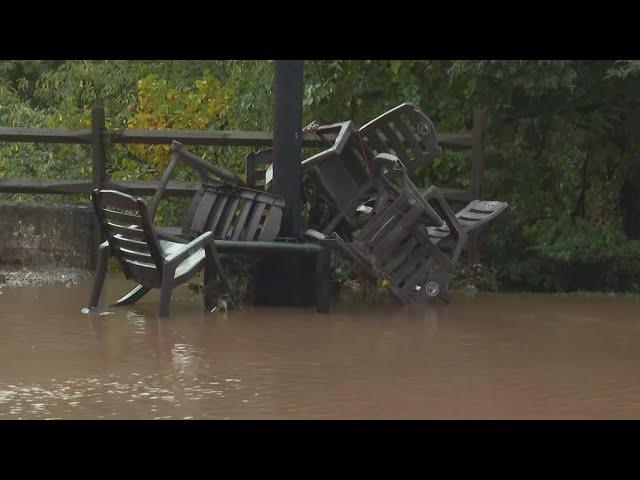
[152,141,331,313]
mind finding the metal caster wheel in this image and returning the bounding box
[425,281,440,297]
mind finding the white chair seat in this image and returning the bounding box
[160,240,206,280]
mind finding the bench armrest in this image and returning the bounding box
[164,231,214,266]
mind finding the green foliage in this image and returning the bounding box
[484,216,640,293]
[526,218,640,292]
[452,263,500,293]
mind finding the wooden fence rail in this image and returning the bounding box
[0,105,481,199]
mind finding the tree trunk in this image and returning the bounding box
[621,162,640,239]
[572,151,589,220]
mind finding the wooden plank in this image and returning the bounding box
[0,181,473,204]
[206,195,229,236]
[231,195,257,240]
[110,129,274,146]
[362,128,388,155]
[245,202,267,241]
[379,123,411,161]
[92,105,107,191]
[218,197,240,239]
[372,206,423,261]
[469,108,487,265]
[180,189,204,234]
[259,207,283,241]
[105,222,146,240]
[99,190,139,210]
[103,208,140,225]
[149,153,180,220]
[111,129,323,148]
[175,147,245,186]
[110,235,148,250]
[119,247,152,262]
[105,180,200,197]
[382,236,418,275]
[471,109,486,198]
[402,261,430,295]
[391,114,424,158]
[110,128,469,149]
[0,178,93,194]
[0,125,467,149]
[0,127,92,144]
[437,132,472,150]
[192,191,218,233]
[5,176,288,200]
[436,187,475,203]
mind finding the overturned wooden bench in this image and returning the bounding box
[245,103,508,305]
[151,141,331,313]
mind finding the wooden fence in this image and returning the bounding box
[0,105,487,260]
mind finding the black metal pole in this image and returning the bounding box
[272,60,304,238]
[253,60,316,308]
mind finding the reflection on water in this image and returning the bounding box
[2,274,640,419]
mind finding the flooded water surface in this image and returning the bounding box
[2,274,640,419]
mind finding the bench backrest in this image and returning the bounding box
[181,183,285,242]
[92,189,164,288]
[359,103,440,171]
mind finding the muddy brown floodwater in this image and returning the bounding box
[2,274,640,419]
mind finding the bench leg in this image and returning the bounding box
[203,253,215,311]
[88,243,109,309]
[205,242,239,309]
[159,267,175,318]
[315,249,330,313]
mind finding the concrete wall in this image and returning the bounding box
[0,201,96,270]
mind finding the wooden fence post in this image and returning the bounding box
[90,105,107,265]
[91,105,107,192]
[468,108,486,265]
